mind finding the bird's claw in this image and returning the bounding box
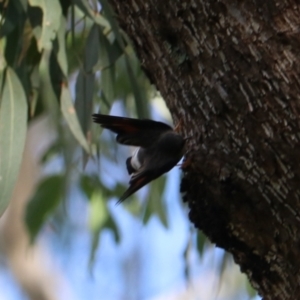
[174,118,183,133]
[177,157,192,170]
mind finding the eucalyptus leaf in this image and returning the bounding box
[0,68,27,216]
[75,71,94,137]
[61,84,90,153]
[85,24,100,72]
[17,0,28,11]
[95,28,122,71]
[99,0,124,48]
[39,50,59,115]
[88,190,120,268]
[101,66,114,105]
[80,176,121,267]
[73,0,110,28]
[28,0,62,50]
[125,54,149,118]
[25,175,64,242]
[56,16,68,76]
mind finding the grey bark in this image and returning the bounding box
[108,1,300,299]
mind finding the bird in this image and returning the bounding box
[92,113,187,203]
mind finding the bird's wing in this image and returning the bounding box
[92,114,172,147]
[118,153,181,203]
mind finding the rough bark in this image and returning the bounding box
[108,0,300,299]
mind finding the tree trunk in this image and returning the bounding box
[108,0,300,299]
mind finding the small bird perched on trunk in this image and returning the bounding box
[92,114,187,203]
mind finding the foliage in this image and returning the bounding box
[0,0,154,235]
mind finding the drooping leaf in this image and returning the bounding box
[61,84,90,153]
[125,53,149,118]
[99,0,124,48]
[93,4,149,118]
[97,28,115,103]
[39,50,59,115]
[66,29,86,74]
[80,174,120,268]
[0,0,24,38]
[74,24,98,138]
[28,0,62,51]
[104,215,119,243]
[89,190,108,232]
[88,190,120,268]
[95,28,122,71]
[101,64,115,104]
[17,0,28,11]
[89,211,120,270]
[75,70,94,136]
[73,0,110,28]
[56,16,68,76]
[0,67,27,216]
[80,174,125,204]
[4,1,26,67]
[84,23,99,72]
[25,175,65,242]
[17,19,34,66]
[4,26,21,67]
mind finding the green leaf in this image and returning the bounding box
[89,211,120,270]
[25,175,64,242]
[99,0,124,48]
[73,24,98,140]
[80,174,99,199]
[60,84,90,153]
[4,25,21,67]
[28,0,62,51]
[73,0,110,28]
[97,28,115,103]
[89,190,108,231]
[104,215,120,243]
[0,0,22,38]
[85,24,99,72]
[80,175,121,268]
[56,16,68,76]
[0,68,27,216]
[125,54,149,118]
[101,64,115,104]
[17,0,28,11]
[75,70,94,136]
[80,174,125,202]
[39,50,59,115]
[95,29,122,71]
